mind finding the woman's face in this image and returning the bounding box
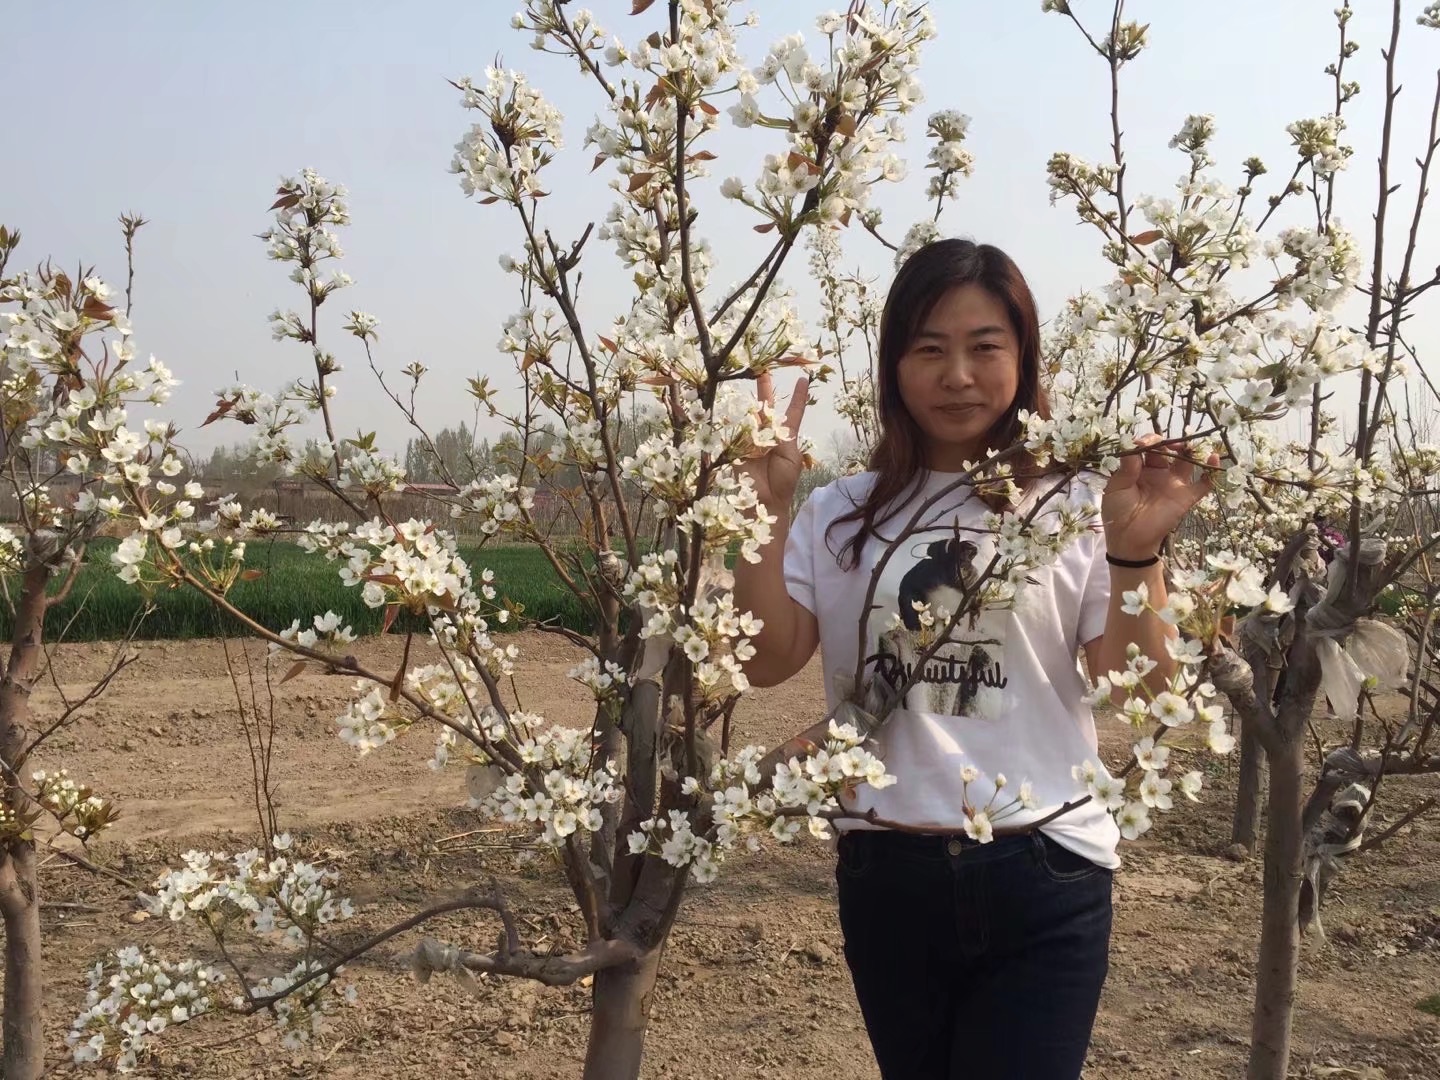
[895,283,1021,471]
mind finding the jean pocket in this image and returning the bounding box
[1033,833,1105,883]
[835,833,876,879]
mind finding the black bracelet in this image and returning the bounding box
[1106,552,1162,569]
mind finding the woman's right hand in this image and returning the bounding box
[739,373,809,513]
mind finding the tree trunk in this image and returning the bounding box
[0,843,44,1080]
[581,947,664,1080]
[1232,713,1266,852]
[1247,734,1306,1080]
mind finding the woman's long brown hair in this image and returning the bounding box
[827,238,1051,570]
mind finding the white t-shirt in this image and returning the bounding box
[783,469,1122,869]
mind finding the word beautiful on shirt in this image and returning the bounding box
[868,642,1008,701]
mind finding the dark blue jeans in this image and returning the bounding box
[836,829,1113,1080]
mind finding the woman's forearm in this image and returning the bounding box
[1095,560,1178,696]
[732,507,816,687]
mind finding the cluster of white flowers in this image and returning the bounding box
[627,721,897,883]
[1032,106,1378,530]
[985,482,1106,585]
[277,610,358,651]
[1168,113,1218,169]
[678,590,763,696]
[621,547,763,695]
[724,4,935,232]
[624,549,685,631]
[339,447,406,495]
[471,721,623,846]
[1286,114,1351,177]
[248,961,357,1051]
[950,768,1040,843]
[453,474,535,536]
[74,838,359,1065]
[621,386,789,511]
[2,269,184,546]
[0,523,23,573]
[336,685,404,753]
[924,109,974,201]
[31,768,115,840]
[145,835,356,944]
[808,227,881,464]
[832,373,877,466]
[298,517,481,629]
[259,170,353,310]
[1073,644,1223,843]
[568,655,629,699]
[893,219,942,269]
[627,809,724,882]
[205,382,316,474]
[67,948,223,1072]
[768,721,897,831]
[450,67,564,204]
[548,417,607,473]
[1066,547,1307,839]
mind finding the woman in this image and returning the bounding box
[734,239,1211,1079]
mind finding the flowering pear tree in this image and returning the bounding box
[1035,2,1440,1078]
[0,216,183,1080]
[59,5,947,1078]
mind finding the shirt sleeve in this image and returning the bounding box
[1076,527,1111,649]
[783,489,820,616]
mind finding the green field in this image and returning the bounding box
[4,540,595,643]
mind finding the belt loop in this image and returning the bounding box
[1029,830,1046,860]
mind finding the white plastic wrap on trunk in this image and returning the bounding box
[1314,619,1410,723]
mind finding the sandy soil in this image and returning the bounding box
[17,633,1440,1078]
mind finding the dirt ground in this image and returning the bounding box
[18,632,1440,1079]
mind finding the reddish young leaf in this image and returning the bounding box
[81,297,116,321]
[280,660,309,685]
[628,171,655,192]
[1131,229,1165,245]
[270,193,302,211]
[632,0,657,12]
[239,569,265,581]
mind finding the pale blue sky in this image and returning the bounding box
[8,1,1438,457]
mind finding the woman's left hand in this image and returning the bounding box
[1102,434,1219,561]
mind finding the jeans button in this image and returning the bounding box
[946,838,963,856]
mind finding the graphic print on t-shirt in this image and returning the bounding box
[864,525,1009,718]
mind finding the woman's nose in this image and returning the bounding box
[939,356,975,389]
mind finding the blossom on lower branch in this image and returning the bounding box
[69,837,358,1071]
[68,949,225,1071]
[1067,553,1286,840]
[626,721,897,884]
